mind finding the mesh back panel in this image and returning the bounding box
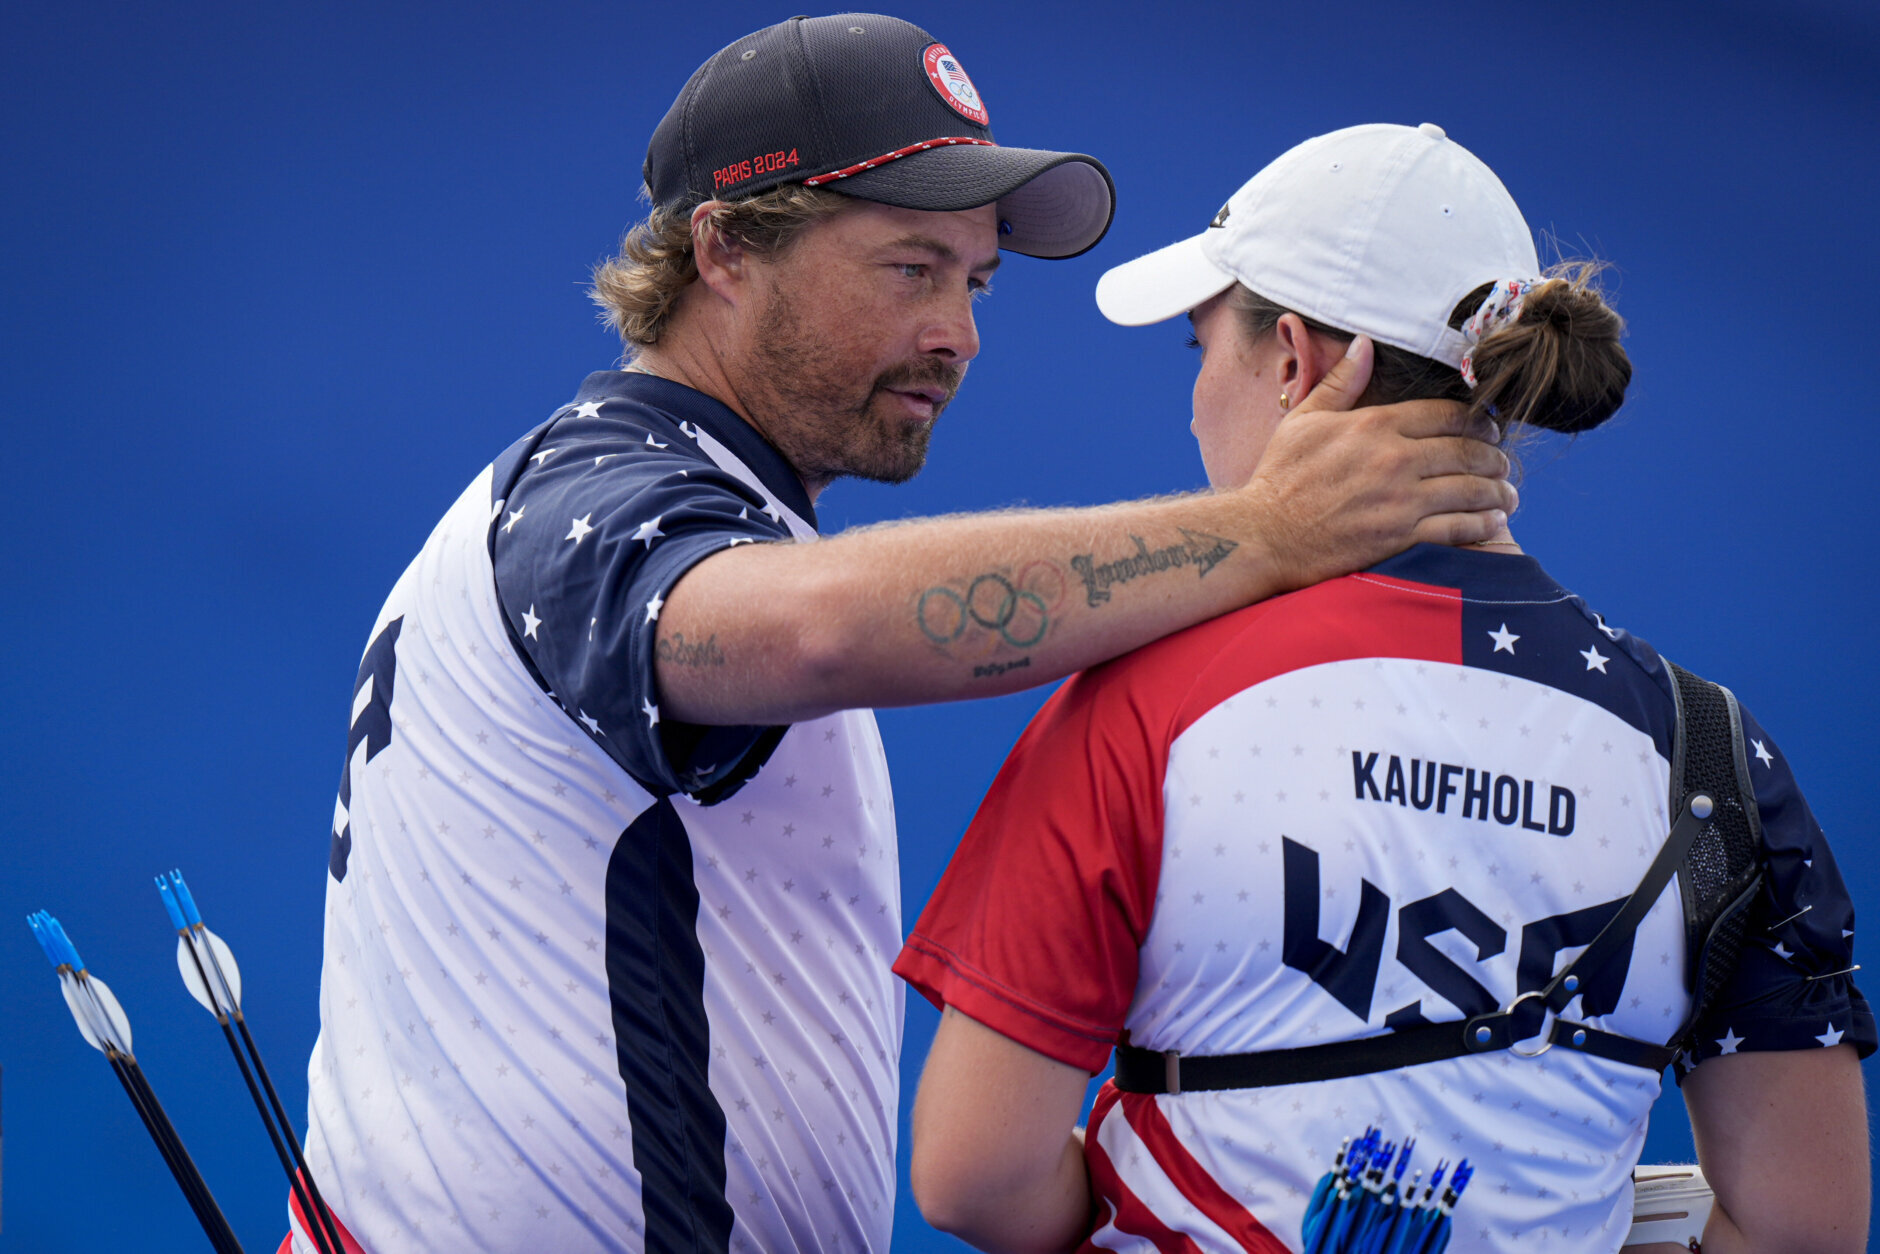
[1668,663,1762,1013]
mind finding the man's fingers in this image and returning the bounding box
[1413,471,1518,518]
[1293,335,1375,414]
[1414,434,1512,483]
[1411,509,1513,548]
[1364,397,1499,442]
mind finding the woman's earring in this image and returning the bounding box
[1278,391,1291,410]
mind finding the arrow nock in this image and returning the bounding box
[168,870,205,928]
[156,875,189,932]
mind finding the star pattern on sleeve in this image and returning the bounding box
[1752,739,1774,767]
[529,447,559,467]
[504,506,526,533]
[1488,623,1520,654]
[631,516,665,548]
[492,393,806,800]
[571,400,604,419]
[1817,1023,1846,1047]
[1579,645,1609,673]
[1715,1027,1743,1054]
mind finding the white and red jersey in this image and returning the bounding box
[303,373,903,1254]
[897,544,1870,1254]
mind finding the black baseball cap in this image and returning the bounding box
[644,14,1115,259]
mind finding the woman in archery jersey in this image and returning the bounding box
[892,123,1873,1254]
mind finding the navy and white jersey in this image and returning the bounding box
[899,544,1873,1254]
[302,372,902,1254]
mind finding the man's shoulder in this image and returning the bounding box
[494,381,713,489]
[492,372,813,543]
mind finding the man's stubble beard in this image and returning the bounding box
[746,284,962,487]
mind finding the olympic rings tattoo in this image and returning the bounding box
[919,573,1052,649]
[965,574,1017,631]
[1002,592,1049,647]
[918,587,968,644]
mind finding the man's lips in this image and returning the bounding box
[884,385,950,419]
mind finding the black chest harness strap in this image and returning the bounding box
[1114,660,1765,1096]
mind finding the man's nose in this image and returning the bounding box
[917,289,980,364]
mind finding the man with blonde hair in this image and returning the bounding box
[293,14,1516,1254]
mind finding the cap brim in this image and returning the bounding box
[824,145,1115,260]
[1094,233,1237,326]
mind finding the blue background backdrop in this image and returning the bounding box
[4,1,1876,1249]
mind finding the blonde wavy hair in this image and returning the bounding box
[590,185,852,348]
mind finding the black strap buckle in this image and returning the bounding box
[1464,990,1556,1058]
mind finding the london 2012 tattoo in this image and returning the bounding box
[656,632,727,666]
[1069,528,1237,607]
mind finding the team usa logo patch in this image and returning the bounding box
[922,44,989,126]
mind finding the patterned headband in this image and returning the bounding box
[1459,278,1545,388]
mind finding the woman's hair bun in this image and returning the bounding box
[1453,262,1632,435]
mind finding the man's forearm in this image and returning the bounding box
[658,361,1513,724]
[658,491,1279,724]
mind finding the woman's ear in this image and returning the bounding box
[1271,312,1342,405]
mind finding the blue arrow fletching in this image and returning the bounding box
[170,870,204,927]
[156,876,188,931]
[43,914,84,970]
[27,913,61,967]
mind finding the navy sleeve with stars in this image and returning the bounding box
[489,400,792,798]
[1676,705,1875,1079]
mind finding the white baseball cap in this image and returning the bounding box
[1094,123,1539,369]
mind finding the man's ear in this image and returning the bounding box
[690,202,748,305]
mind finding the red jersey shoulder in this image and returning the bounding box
[1071,571,1465,746]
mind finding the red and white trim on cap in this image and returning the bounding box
[802,137,996,186]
